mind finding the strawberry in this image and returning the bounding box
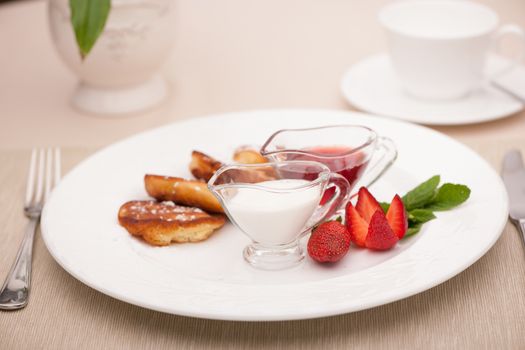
[345,187,406,251]
[386,194,408,239]
[345,201,369,247]
[307,221,351,263]
[356,187,382,222]
[365,209,399,250]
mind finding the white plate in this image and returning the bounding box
[41,110,508,321]
[341,54,524,125]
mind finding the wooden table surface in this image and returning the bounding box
[1,0,525,349]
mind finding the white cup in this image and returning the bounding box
[379,0,525,100]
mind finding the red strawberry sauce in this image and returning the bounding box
[287,146,369,204]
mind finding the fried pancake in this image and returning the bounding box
[144,174,224,213]
[118,200,225,246]
[220,167,277,184]
[232,146,278,180]
[233,146,268,164]
[189,150,223,182]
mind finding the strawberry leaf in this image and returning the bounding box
[312,216,342,232]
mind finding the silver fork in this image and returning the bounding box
[0,148,61,310]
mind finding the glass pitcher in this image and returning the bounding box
[208,161,350,270]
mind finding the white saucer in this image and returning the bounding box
[341,54,524,125]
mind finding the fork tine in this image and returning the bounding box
[34,149,46,204]
[24,149,37,207]
[54,148,61,187]
[44,148,53,201]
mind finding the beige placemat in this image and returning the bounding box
[1,142,525,350]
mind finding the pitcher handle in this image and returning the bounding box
[301,173,351,236]
[352,136,397,197]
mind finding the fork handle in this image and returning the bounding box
[0,218,38,310]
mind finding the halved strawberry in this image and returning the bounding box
[345,201,369,247]
[355,187,382,223]
[365,209,399,250]
[386,195,408,239]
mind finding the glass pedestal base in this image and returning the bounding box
[243,241,304,270]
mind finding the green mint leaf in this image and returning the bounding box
[408,209,436,223]
[70,0,111,59]
[405,223,422,237]
[425,183,471,211]
[380,202,390,213]
[402,175,440,210]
